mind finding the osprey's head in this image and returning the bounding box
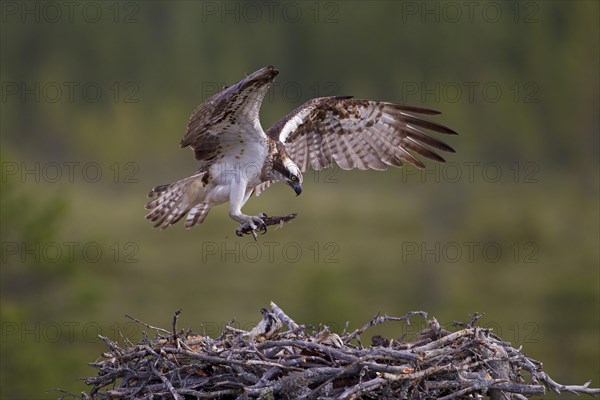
[284,160,303,196]
[271,142,303,196]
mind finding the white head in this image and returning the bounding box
[271,142,303,196]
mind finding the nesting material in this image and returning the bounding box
[82,302,599,399]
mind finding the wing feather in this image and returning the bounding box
[332,133,355,170]
[358,128,395,170]
[180,66,278,162]
[267,97,457,171]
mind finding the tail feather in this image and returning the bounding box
[184,204,210,228]
[145,172,211,230]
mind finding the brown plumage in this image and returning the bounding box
[269,97,457,171]
[145,66,457,232]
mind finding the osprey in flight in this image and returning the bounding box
[146,66,457,235]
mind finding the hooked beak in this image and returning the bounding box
[290,182,302,196]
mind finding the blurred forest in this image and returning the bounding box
[1,1,598,398]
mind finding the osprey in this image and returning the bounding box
[145,66,457,235]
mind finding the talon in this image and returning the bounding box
[258,219,267,233]
[236,214,268,238]
[251,215,266,233]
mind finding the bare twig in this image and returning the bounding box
[124,314,171,336]
[151,365,183,400]
[270,301,301,332]
[172,309,181,337]
[342,310,428,345]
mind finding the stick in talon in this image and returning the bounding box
[235,213,298,238]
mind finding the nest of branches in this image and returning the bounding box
[80,302,598,399]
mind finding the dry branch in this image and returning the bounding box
[79,303,599,399]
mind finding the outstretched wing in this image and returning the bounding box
[267,96,457,171]
[180,65,279,162]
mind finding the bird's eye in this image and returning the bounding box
[291,175,297,181]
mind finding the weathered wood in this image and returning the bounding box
[78,304,600,399]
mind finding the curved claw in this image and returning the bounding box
[256,218,267,234]
[236,213,269,239]
[251,213,268,234]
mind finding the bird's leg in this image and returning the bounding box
[235,213,268,239]
[229,184,267,238]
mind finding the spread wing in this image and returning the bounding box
[267,96,457,171]
[180,65,279,162]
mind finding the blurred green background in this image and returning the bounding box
[1,1,598,398]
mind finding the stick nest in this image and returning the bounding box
[80,303,598,399]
